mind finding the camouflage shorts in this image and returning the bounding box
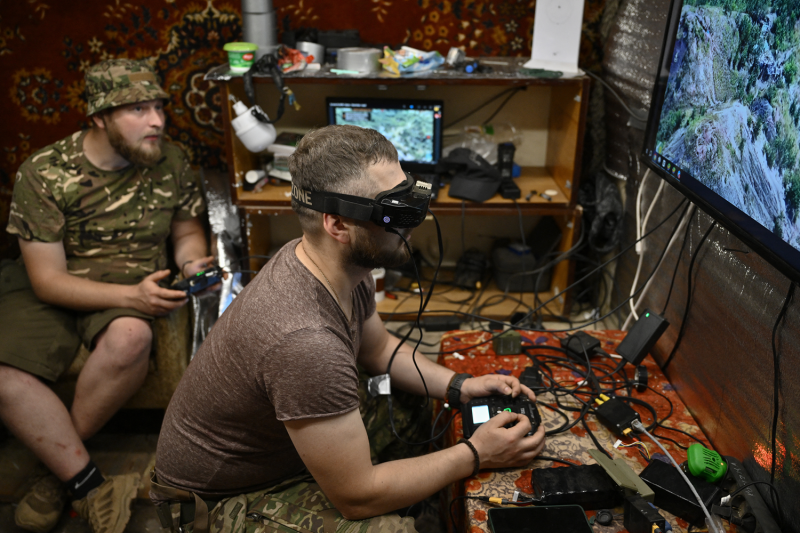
[196,472,416,533]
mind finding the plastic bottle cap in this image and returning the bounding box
[245,170,266,184]
[231,108,258,134]
[233,101,248,116]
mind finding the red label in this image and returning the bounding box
[243,53,254,61]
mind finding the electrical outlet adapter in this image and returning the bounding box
[561,331,601,361]
[520,363,544,390]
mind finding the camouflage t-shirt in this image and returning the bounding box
[6,129,205,285]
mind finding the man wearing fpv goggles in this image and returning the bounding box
[153,125,546,533]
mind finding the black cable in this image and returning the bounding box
[536,455,579,467]
[727,481,784,526]
[661,208,696,314]
[386,327,440,347]
[417,199,685,350]
[449,495,481,533]
[524,200,688,334]
[482,87,524,125]
[517,199,689,333]
[430,407,457,451]
[384,211,449,447]
[583,69,648,121]
[661,221,716,371]
[770,282,795,487]
[444,87,523,129]
[513,200,529,321]
[460,201,466,257]
[653,424,705,446]
[647,432,688,450]
[647,385,674,427]
[582,419,612,459]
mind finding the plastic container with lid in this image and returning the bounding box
[223,42,258,73]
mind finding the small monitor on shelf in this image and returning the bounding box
[326,97,444,174]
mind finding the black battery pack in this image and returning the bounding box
[530,464,622,510]
[638,458,723,527]
[623,494,667,533]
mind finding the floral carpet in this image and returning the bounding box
[0,0,607,259]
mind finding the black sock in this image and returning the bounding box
[67,460,105,500]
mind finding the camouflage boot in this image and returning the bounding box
[71,473,140,533]
[14,473,67,533]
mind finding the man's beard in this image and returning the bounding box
[346,226,411,270]
[104,117,162,167]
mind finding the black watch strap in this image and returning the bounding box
[447,373,472,408]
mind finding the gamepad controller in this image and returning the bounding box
[171,266,224,295]
[461,394,542,438]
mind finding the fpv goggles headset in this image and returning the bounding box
[291,172,432,230]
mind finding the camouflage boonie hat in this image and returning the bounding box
[85,58,170,116]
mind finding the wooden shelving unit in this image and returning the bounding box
[209,58,590,319]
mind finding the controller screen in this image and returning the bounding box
[471,405,491,424]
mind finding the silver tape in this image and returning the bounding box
[336,47,381,73]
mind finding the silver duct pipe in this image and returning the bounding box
[242,0,278,59]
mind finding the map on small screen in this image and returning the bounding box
[333,107,436,164]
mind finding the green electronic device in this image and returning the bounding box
[686,443,727,483]
[492,329,521,355]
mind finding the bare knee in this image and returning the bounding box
[94,317,152,370]
[0,364,41,407]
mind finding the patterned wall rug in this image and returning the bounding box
[0,0,606,259]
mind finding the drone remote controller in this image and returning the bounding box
[171,266,224,295]
[461,394,542,438]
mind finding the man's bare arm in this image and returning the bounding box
[357,312,454,398]
[171,217,213,277]
[19,238,187,315]
[357,313,535,403]
[286,405,544,520]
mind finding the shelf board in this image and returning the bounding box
[235,166,573,215]
[205,58,589,87]
[376,281,566,321]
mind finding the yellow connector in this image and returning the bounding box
[595,394,613,407]
[488,497,503,504]
[623,428,632,436]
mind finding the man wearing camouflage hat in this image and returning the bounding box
[0,58,214,533]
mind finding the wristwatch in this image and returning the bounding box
[447,373,473,408]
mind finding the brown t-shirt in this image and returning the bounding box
[155,238,376,497]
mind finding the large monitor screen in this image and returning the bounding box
[327,97,443,173]
[643,0,800,282]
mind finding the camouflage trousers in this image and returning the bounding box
[159,369,432,533]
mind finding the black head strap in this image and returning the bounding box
[291,182,379,223]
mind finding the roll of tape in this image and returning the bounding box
[337,47,382,74]
[296,41,325,64]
